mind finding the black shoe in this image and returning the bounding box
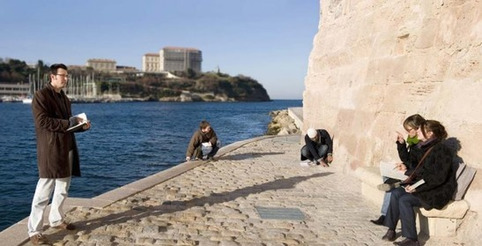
[370,215,385,225]
[382,229,396,241]
[393,238,419,246]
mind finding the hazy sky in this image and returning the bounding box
[0,0,319,99]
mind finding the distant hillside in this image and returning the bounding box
[118,71,271,102]
[0,58,271,102]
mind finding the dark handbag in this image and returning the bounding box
[400,146,434,186]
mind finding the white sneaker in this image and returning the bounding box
[300,161,314,167]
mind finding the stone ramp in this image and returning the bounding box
[3,135,471,245]
[288,107,303,130]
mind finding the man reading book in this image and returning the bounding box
[28,64,91,245]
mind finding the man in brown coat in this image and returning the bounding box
[27,64,90,245]
[185,120,219,161]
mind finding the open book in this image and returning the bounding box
[379,161,409,181]
[410,179,425,189]
[67,113,88,132]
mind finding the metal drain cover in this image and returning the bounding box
[255,206,305,220]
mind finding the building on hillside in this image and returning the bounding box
[116,65,139,73]
[160,47,202,73]
[67,65,89,71]
[142,47,202,73]
[86,59,117,72]
[142,53,160,72]
[0,83,30,97]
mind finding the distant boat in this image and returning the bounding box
[22,96,32,104]
[23,70,40,104]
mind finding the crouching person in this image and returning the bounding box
[186,120,220,161]
[300,128,333,166]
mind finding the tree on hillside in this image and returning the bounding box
[0,58,35,82]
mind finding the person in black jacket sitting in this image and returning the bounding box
[370,114,425,226]
[381,120,457,246]
[300,128,333,167]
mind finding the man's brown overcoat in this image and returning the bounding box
[32,83,81,178]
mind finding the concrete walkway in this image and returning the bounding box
[2,134,469,245]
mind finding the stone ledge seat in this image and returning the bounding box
[354,166,469,237]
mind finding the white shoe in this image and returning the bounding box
[300,161,310,167]
[300,161,315,167]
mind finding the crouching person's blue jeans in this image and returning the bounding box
[301,144,328,161]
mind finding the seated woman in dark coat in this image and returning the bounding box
[381,120,457,246]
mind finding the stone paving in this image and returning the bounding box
[18,135,469,245]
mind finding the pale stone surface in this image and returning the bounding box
[9,135,472,245]
[303,0,482,239]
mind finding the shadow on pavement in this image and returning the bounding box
[49,172,332,240]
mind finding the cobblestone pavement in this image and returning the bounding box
[22,135,466,245]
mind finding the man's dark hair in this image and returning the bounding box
[50,63,68,75]
[199,120,211,129]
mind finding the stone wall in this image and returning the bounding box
[303,0,481,238]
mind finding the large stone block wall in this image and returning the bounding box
[303,0,481,238]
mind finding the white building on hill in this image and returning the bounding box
[142,47,202,73]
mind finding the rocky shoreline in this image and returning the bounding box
[266,109,300,135]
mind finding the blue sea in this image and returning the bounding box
[0,100,302,231]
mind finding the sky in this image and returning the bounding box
[0,0,320,99]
